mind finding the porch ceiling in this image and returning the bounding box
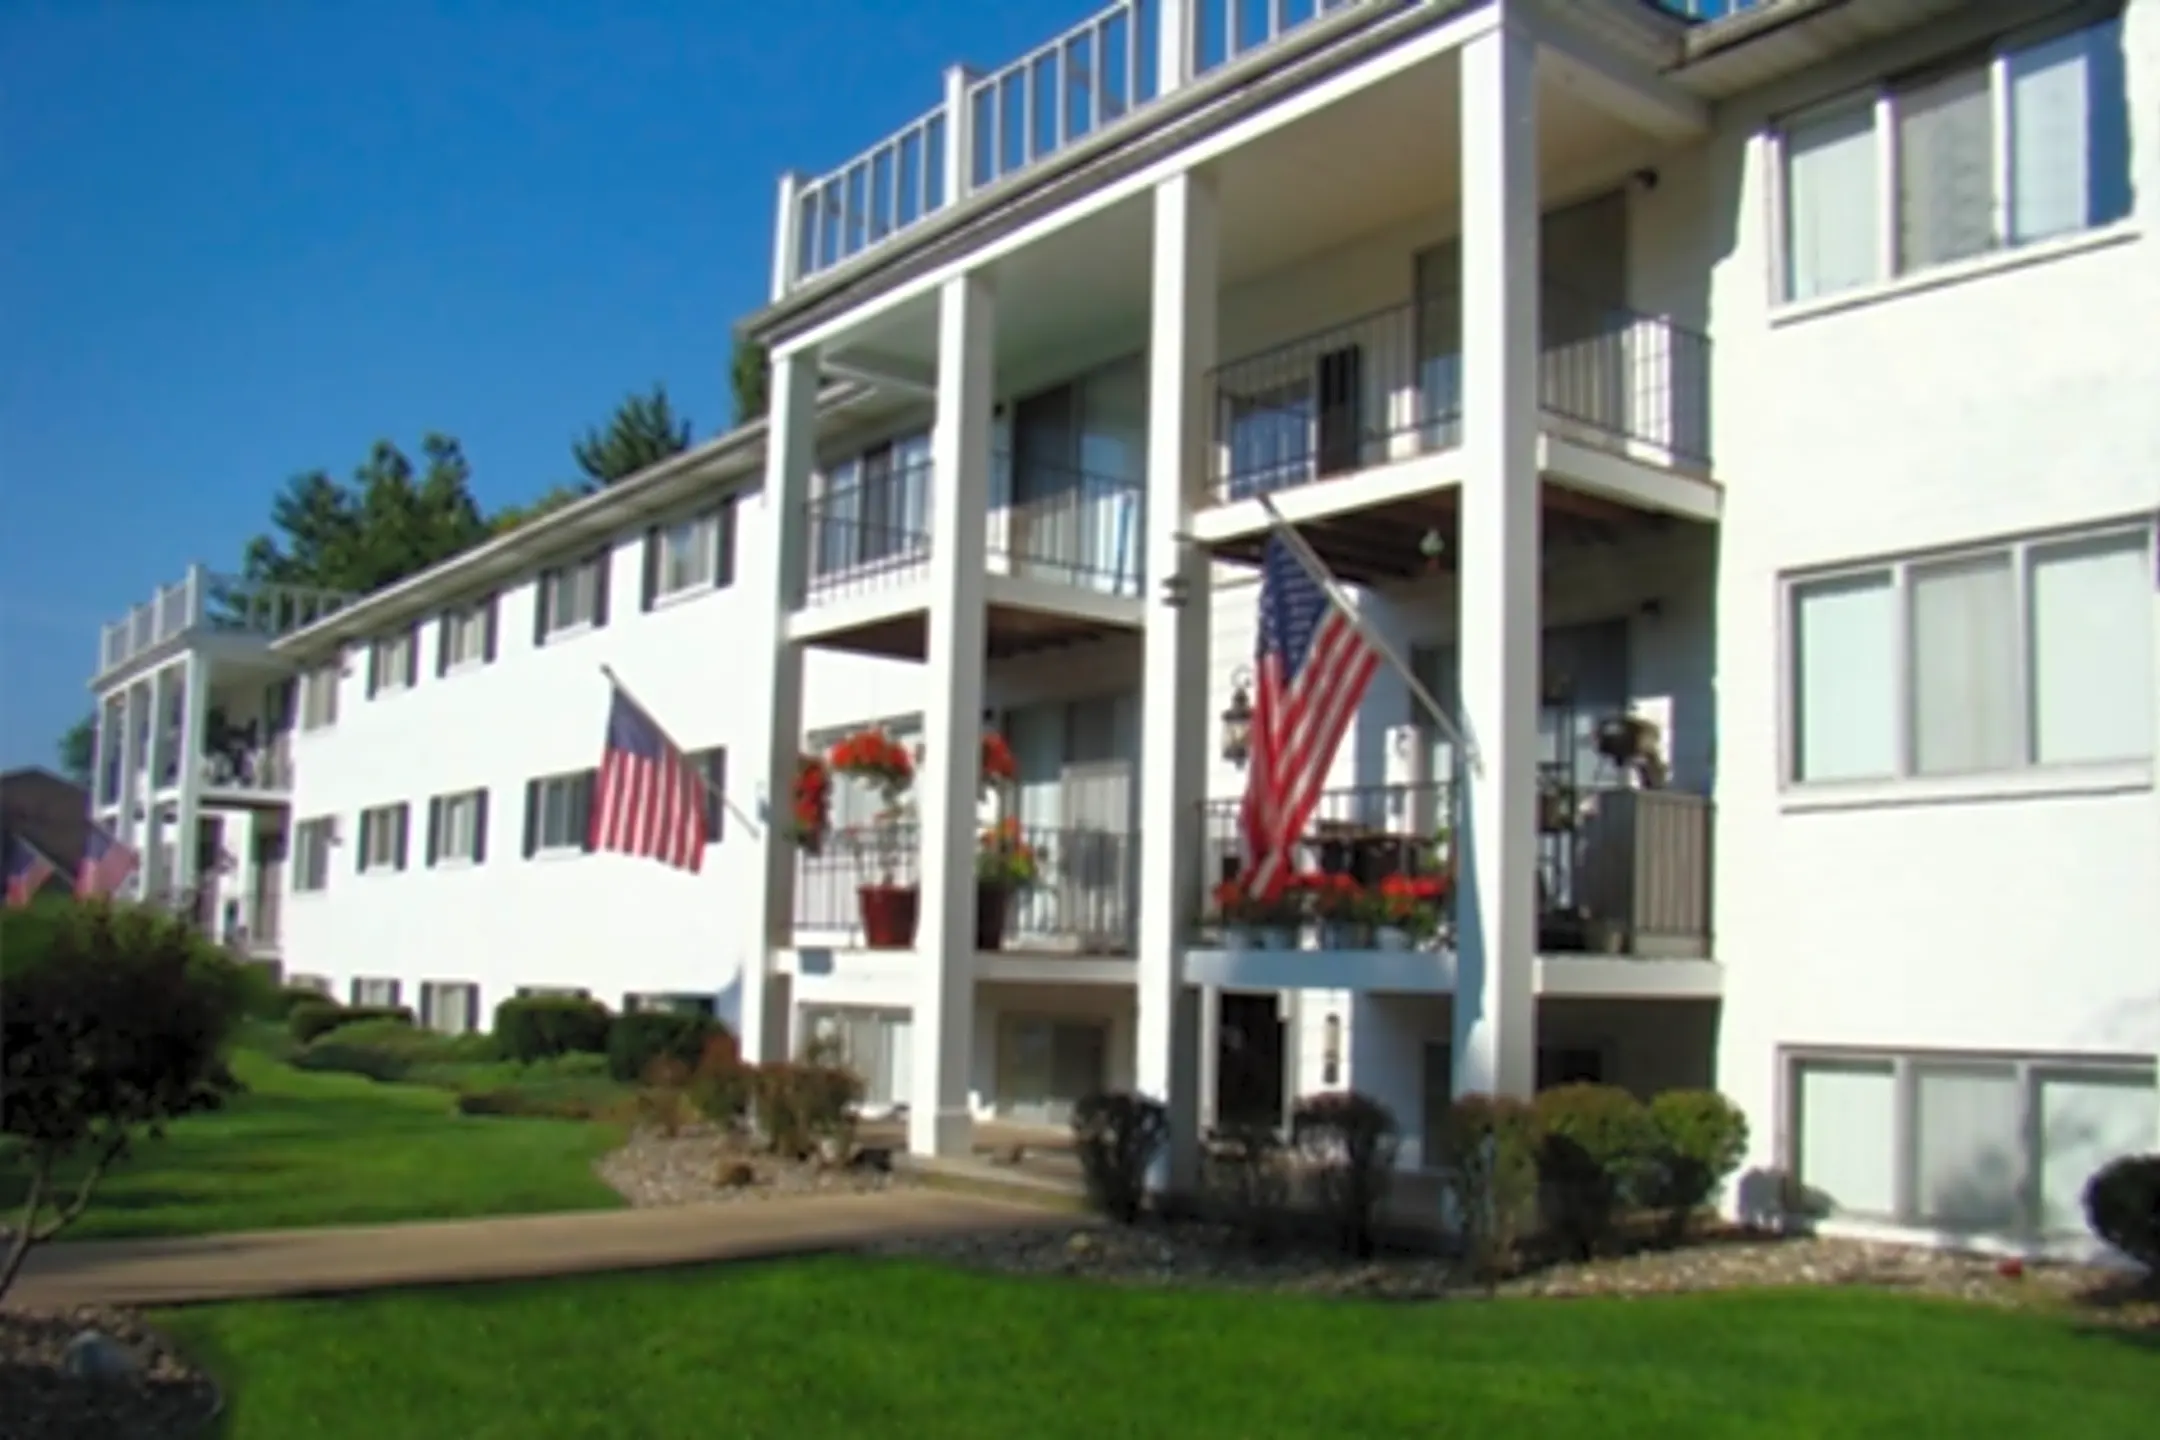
[800,601,1144,665]
[1207,481,1673,586]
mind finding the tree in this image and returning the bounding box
[241,434,492,597]
[0,901,253,1300]
[489,484,585,535]
[573,385,692,489]
[731,335,769,426]
[56,713,94,788]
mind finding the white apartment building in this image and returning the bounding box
[89,0,2158,1256]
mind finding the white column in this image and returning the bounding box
[1453,21,1541,1101]
[910,270,996,1159]
[116,681,145,894]
[1158,0,1192,96]
[1136,169,1218,1190]
[943,66,976,206]
[1196,984,1221,1131]
[742,345,818,1067]
[88,695,112,815]
[771,172,804,302]
[171,651,211,919]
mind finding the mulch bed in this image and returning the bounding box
[596,1125,920,1208]
[863,1219,2160,1326]
[0,1306,219,1440]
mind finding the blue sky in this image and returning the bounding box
[0,0,1072,771]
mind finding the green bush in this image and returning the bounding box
[2085,1154,2160,1273]
[291,1020,496,1084]
[1428,1094,1542,1290]
[1203,1124,1294,1251]
[493,996,612,1062]
[689,1037,752,1132]
[1644,1090,1750,1242]
[1533,1083,1657,1259]
[607,1010,720,1084]
[1291,1091,1401,1259]
[256,982,334,1021]
[752,1062,863,1159]
[455,1084,624,1123]
[1070,1092,1168,1226]
[289,1001,410,1044]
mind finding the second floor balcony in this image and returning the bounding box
[97,565,353,681]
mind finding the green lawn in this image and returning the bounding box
[1,1049,625,1241]
[160,1259,2154,1439]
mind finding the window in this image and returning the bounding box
[299,664,340,731]
[624,992,718,1016]
[426,788,489,866]
[684,747,727,843]
[419,980,479,1036]
[437,599,495,675]
[368,628,418,697]
[643,501,738,608]
[292,817,336,892]
[523,770,596,856]
[536,551,610,640]
[1785,522,2153,786]
[351,976,401,1007]
[812,434,931,580]
[288,973,332,995]
[516,985,591,1000]
[357,802,411,874]
[1787,1048,2157,1241]
[1776,13,2130,302]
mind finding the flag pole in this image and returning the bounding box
[1253,494,1482,777]
[599,664,765,839]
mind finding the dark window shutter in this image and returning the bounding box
[405,626,420,687]
[365,643,380,699]
[717,499,737,589]
[426,797,443,867]
[465,985,480,1033]
[483,595,500,661]
[707,749,726,842]
[473,789,490,864]
[591,551,612,629]
[436,615,452,677]
[395,805,411,870]
[641,527,661,611]
[578,769,599,852]
[356,811,372,872]
[522,780,540,858]
[533,573,553,645]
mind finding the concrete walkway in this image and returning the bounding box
[7,1190,1066,1311]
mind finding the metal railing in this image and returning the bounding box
[794,821,924,937]
[202,735,294,793]
[1206,285,1713,504]
[989,455,1146,596]
[1537,782,1713,959]
[98,565,353,674]
[802,464,936,603]
[1194,779,1458,940]
[995,822,1138,955]
[780,0,1378,289]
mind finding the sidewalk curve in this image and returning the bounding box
[6,1190,1063,1311]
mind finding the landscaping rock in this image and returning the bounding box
[597,1124,920,1208]
[862,1220,2159,1327]
[0,1306,217,1439]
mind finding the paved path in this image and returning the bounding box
[7,1190,1064,1311]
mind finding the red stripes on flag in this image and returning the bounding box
[593,687,709,873]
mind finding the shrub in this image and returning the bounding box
[634,1056,696,1137]
[1644,1090,1750,1242]
[607,1010,720,1084]
[752,1062,862,1159]
[0,901,250,1301]
[2085,1154,2160,1273]
[494,996,611,1062]
[1071,1092,1168,1226]
[291,1020,496,1084]
[256,982,334,1020]
[288,1001,409,1044]
[1429,1094,1542,1290]
[1533,1083,1657,1260]
[1292,1091,1401,1259]
[689,1036,752,1134]
[1203,1123,1294,1250]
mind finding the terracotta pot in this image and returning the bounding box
[857,884,920,950]
[975,882,1010,951]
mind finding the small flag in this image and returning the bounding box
[593,684,709,873]
[76,822,140,900]
[1239,533,1382,897]
[5,835,56,908]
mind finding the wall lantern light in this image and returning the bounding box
[1221,666,1255,768]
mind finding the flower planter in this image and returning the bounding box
[975,882,1011,951]
[857,884,920,950]
[1255,925,1299,951]
[1372,925,1416,952]
[1318,920,1373,950]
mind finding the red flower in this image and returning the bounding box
[980,731,1018,785]
[828,727,914,798]
[790,754,831,853]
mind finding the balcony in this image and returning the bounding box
[794,455,1146,659]
[97,566,353,679]
[200,734,294,800]
[1207,284,1712,510]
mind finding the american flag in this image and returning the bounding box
[76,822,139,900]
[1239,533,1381,897]
[593,684,709,873]
[5,835,56,908]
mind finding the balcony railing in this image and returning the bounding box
[98,565,354,675]
[202,735,294,794]
[1195,779,1457,942]
[795,822,924,936]
[801,456,1147,606]
[1207,285,1712,505]
[780,0,1375,291]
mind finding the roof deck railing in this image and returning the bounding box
[97,565,354,677]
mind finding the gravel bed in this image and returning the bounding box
[0,1306,219,1440]
[863,1220,2160,1323]
[597,1125,920,1207]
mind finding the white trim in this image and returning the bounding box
[1771,221,2139,328]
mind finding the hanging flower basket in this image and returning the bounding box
[789,754,831,855]
[980,730,1019,791]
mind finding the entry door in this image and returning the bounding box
[999,1016,1109,1127]
[1061,695,1137,952]
[1075,357,1146,595]
[1011,384,1079,582]
[1217,992,1285,1131]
